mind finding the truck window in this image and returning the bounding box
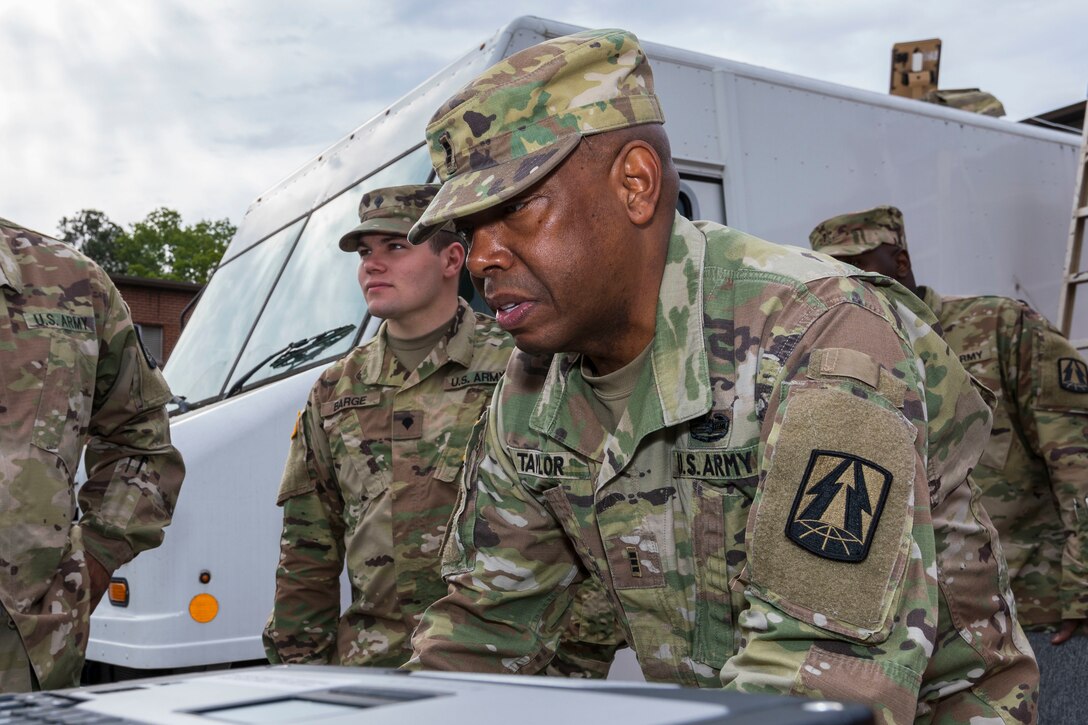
[164,218,305,405]
[225,146,434,394]
[165,145,435,405]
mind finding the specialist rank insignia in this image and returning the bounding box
[786,450,893,563]
[1058,357,1088,393]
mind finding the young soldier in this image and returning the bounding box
[263,184,621,674]
[0,218,184,691]
[405,30,1038,724]
[811,204,1088,721]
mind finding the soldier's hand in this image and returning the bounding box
[86,554,111,612]
[1050,618,1085,645]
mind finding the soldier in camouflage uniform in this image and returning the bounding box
[812,204,1088,722]
[404,29,1039,724]
[262,185,623,674]
[0,218,184,692]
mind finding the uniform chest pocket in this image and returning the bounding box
[979,403,1013,470]
[692,478,753,669]
[321,402,390,504]
[433,384,496,484]
[673,444,759,669]
[31,330,95,475]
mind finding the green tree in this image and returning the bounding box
[58,210,127,275]
[57,207,235,285]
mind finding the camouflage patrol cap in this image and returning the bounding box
[407,28,665,243]
[809,205,908,257]
[338,184,454,251]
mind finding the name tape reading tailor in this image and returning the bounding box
[511,448,588,479]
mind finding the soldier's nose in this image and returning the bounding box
[467,222,511,277]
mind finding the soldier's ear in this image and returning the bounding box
[895,249,912,279]
[441,239,466,279]
[610,140,662,226]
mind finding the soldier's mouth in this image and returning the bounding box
[495,301,535,330]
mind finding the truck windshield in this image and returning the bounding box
[164,145,434,407]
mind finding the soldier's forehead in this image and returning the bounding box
[358,233,408,246]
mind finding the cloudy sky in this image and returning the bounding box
[2,0,1085,238]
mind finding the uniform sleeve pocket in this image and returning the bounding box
[32,332,93,474]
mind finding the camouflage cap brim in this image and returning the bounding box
[814,239,886,258]
[408,134,581,244]
[338,216,416,251]
[809,205,907,256]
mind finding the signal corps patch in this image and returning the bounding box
[786,450,893,563]
[1058,357,1088,393]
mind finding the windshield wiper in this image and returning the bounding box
[225,323,356,399]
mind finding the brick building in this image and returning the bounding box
[111,275,202,365]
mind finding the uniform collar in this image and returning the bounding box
[530,213,712,474]
[0,227,25,294]
[918,285,943,319]
[360,297,477,385]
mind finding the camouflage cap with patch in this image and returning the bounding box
[407,28,664,244]
[338,184,454,251]
[809,205,908,257]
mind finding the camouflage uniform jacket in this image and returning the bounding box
[0,219,184,689]
[412,217,1038,724]
[264,300,623,672]
[921,287,1088,628]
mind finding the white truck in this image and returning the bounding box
[85,15,1081,678]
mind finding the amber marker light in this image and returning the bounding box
[108,578,129,607]
[189,593,219,623]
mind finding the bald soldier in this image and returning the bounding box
[262,185,622,675]
[0,217,184,691]
[811,204,1088,720]
[404,29,1038,724]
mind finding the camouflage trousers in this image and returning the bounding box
[0,605,36,693]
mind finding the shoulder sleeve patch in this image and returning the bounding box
[747,386,916,640]
[786,451,893,562]
[1036,324,1088,411]
[1057,358,1088,394]
[276,424,318,504]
